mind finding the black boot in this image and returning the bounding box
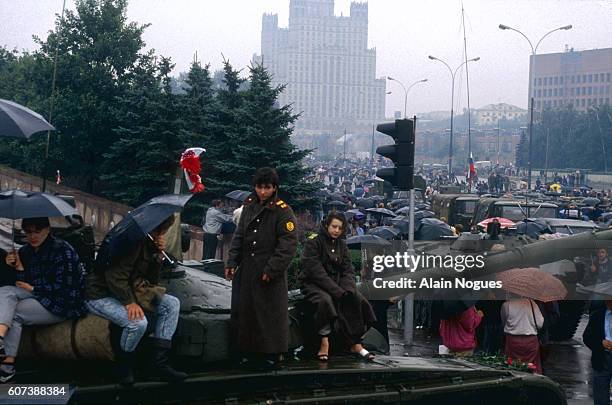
[149,339,187,383]
[109,325,135,386]
[116,349,135,386]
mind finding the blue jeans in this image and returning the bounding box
[86,294,180,352]
[0,286,65,357]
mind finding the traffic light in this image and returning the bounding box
[376,118,415,190]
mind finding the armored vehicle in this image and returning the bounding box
[5,210,609,403]
[431,193,479,229]
[473,197,559,224]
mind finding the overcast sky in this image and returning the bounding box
[1,0,611,116]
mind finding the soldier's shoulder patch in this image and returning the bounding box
[307,233,318,239]
[286,221,295,232]
[276,200,285,205]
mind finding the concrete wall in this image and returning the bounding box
[0,165,205,260]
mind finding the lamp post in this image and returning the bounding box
[498,23,572,190]
[387,77,427,118]
[428,55,480,175]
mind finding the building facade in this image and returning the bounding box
[529,47,612,112]
[253,0,386,136]
[473,103,527,126]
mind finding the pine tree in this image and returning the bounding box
[229,63,320,208]
[101,57,185,206]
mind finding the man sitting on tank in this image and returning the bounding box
[300,212,377,361]
[0,217,87,383]
[85,215,187,385]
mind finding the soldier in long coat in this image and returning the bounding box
[300,212,377,361]
[225,168,298,368]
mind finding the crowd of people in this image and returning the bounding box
[1,158,612,404]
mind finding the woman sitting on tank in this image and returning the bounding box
[0,217,87,384]
[300,212,377,361]
[85,215,186,385]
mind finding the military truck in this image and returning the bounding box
[472,197,559,224]
[431,194,479,229]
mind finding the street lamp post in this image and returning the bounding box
[387,77,428,119]
[498,23,572,190]
[428,55,480,175]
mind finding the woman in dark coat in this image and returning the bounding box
[300,212,377,361]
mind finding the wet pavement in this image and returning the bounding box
[390,314,600,404]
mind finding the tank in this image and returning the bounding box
[0,214,590,403]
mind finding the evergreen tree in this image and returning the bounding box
[230,64,320,207]
[31,0,153,193]
[203,59,245,197]
[101,57,185,206]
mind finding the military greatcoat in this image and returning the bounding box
[226,193,298,354]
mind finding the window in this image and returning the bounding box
[554,77,558,85]
[607,73,611,82]
[571,75,575,83]
[570,88,575,96]
[537,89,542,97]
[537,78,542,86]
[588,74,593,83]
[595,74,599,83]
[560,88,564,97]
[588,87,593,95]
[553,88,558,97]
[583,75,587,83]
[560,77,564,85]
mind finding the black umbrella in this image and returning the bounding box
[367,226,399,240]
[369,195,385,202]
[326,200,347,207]
[96,194,193,266]
[416,218,454,240]
[0,99,56,139]
[346,234,391,250]
[225,190,250,202]
[0,190,77,219]
[515,219,552,239]
[413,210,435,221]
[356,198,375,209]
[389,216,411,233]
[415,203,430,210]
[366,207,396,217]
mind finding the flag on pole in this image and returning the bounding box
[467,153,476,180]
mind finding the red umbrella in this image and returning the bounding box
[496,267,567,302]
[478,217,516,229]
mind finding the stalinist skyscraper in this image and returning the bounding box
[253,0,386,136]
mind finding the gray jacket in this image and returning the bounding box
[203,207,232,234]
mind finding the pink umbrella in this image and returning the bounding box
[496,267,567,302]
[478,217,516,229]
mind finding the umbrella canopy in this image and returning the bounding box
[394,206,411,215]
[515,219,552,239]
[356,198,375,209]
[414,210,435,221]
[369,195,385,202]
[225,190,250,202]
[97,194,193,264]
[346,234,391,250]
[0,99,55,139]
[415,203,430,211]
[496,267,568,302]
[367,226,399,240]
[366,207,396,217]
[389,216,411,234]
[326,200,347,207]
[0,190,77,219]
[477,217,516,229]
[416,218,454,240]
[583,197,601,206]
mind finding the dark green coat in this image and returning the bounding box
[227,193,298,354]
[86,239,163,308]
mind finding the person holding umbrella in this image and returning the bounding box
[86,214,187,385]
[0,217,87,383]
[225,168,298,370]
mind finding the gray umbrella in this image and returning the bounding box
[0,99,55,139]
[367,226,400,240]
[346,234,391,250]
[225,190,250,202]
[366,207,396,217]
[0,190,77,219]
